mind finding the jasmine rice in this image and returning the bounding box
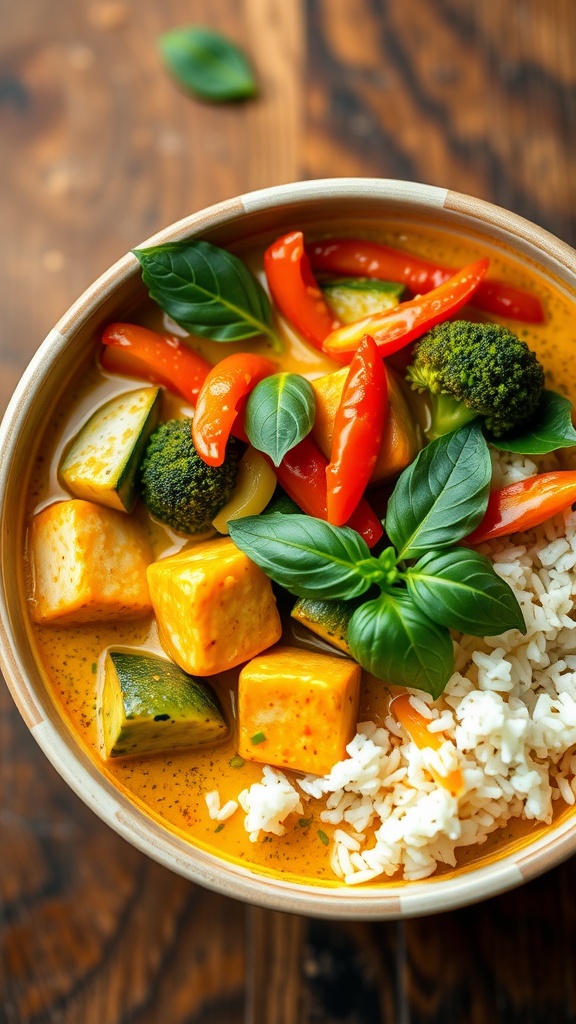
[210,451,576,883]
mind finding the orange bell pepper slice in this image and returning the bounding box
[391,693,464,798]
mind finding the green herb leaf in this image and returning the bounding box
[229,754,245,768]
[133,239,281,350]
[347,591,454,699]
[405,548,526,636]
[298,817,313,828]
[214,823,225,833]
[385,423,491,560]
[229,513,382,599]
[245,373,315,466]
[492,390,576,454]
[251,731,266,745]
[159,26,257,102]
[317,830,330,846]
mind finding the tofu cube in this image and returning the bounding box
[30,499,152,624]
[238,645,361,776]
[146,536,282,676]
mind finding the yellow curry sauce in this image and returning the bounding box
[24,223,576,886]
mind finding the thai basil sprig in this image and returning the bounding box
[229,423,526,699]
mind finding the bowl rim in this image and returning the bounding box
[2,176,576,920]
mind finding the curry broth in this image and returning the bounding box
[25,223,576,886]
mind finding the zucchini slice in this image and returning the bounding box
[291,597,356,655]
[60,386,161,512]
[321,277,405,324]
[100,650,229,758]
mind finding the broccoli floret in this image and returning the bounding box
[140,419,241,534]
[406,320,545,439]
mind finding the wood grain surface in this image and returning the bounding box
[2,1,576,1021]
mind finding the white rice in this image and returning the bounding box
[208,450,576,883]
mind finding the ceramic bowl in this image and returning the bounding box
[2,178,576,919]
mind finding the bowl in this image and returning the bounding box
[2,177,576,920]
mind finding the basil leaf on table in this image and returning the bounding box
[244,373,315,466]
[385,423,492,560]
[491,390,576,454]
[133,239,282,350]
[159,26,257,102]
[405,548,526,636]
[229,513,383,599]
[347,591,454,700]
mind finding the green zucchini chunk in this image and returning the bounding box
[291,597,356,655]
[60,386,161,512]
[321,277,405,324]
[100,650,229,758]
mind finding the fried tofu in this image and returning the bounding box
[238,645,361,776]
[30,499,152,624]
[146,536,282,676]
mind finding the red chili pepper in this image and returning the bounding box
[326,336,388,526]
[192,353,277,467]
[307,238,545,324]
[466,471,576,545]
[323,258,490,358]
[264,231,340,351]
[101,323,212,405]
[274,435,383,548]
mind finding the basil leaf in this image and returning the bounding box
[491,390,576,454]
[244,373,315,467]
[405,548,526,636]
[229,513,382,599]
[159,26,257,102]
[133,239,281,350]
[386,423,491,560]
[347,591,454,699]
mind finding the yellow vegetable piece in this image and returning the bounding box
[212,447,277,534]
[238,645,361,776]
[146,536,282,676]
[311,364,419,484]
[30,499,152,625]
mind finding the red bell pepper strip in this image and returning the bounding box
[465,471,576,545]
[326,335,388,526]
[307,238,545,324]
[323,258,490,358]
[264,231,340,351]
[101,323,211,405]
[192,353,277,467]
[274,435,383,548]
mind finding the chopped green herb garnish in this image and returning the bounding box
[317,829,329,846]
[214,823,224,833]
[298,817,313,828]
[91,663,97,674]
[251,731,266,745]
[229,754,246,768]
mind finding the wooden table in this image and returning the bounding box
[2,2,576,1020]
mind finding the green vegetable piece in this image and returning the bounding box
[492,390,576,455]
[140,419,241,534]
[60,387,161,512]
[262,491,302,516]
[347,591,454,700]
[406,319,545,439]
[214,823,225,833]
[405,548,526,636]
[159,25,257,102]
[317,830,330,846]
[251,731,266,745]
[133,239,281,350]
[100,651,228,758]
[229,513,383,600]
[321,277,405,324]
[385,422,491,560]
[244,373,316,467]
[291,597,355,654]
